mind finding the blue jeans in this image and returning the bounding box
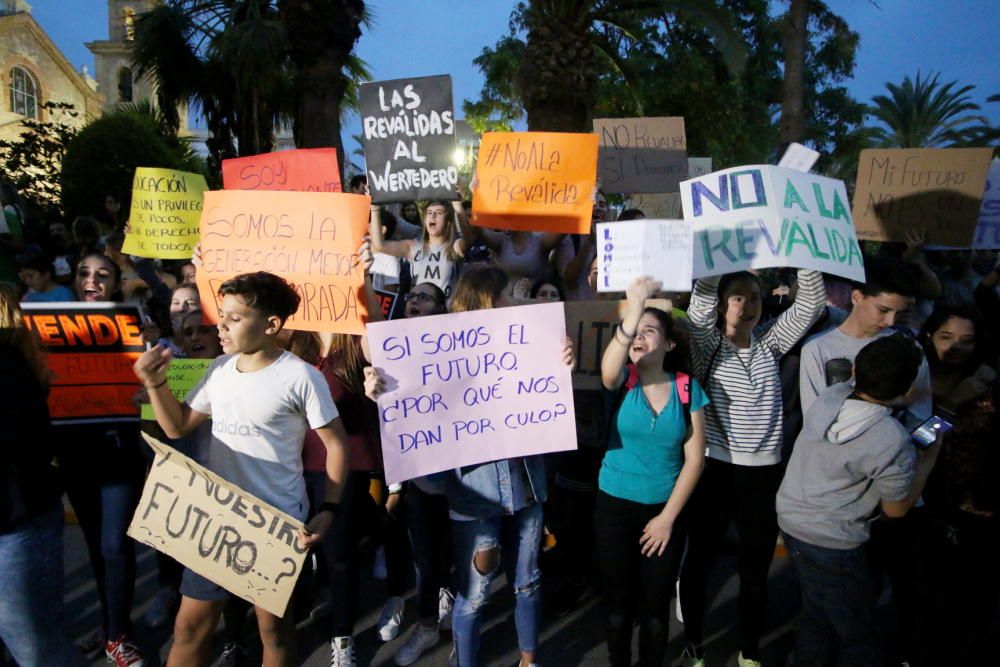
[783,532,883,667]
[451,502,543,666]
[0,504,88,667]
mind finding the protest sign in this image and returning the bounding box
[680,165,865,282]
[594,117,687,194]
[140,359,213,420]
[597,220,693,292]
[359,75,457,203]
[564,299,669,391]
[777,142,820,173]
[852,148,994,246]
[625,160,711,218]
[972,161,1000,249]
[122,168,208,259]
[22,302,144,424]
[367,302,577,485]
[128,434,308,617]
[373,288,402,320]
[195,190,369,335]
[222,148,342,193]
[472,132,599,235]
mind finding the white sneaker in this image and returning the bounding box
[377,596,405,641]
[438,588,455,631]
[373,546,388,580]
[331,636,356,667]
[394,623,439,666]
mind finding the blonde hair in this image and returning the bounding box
[450,264,509,313]
[0,284,50,387]
[419,200,459,262]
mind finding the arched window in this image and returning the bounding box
[123,8,136,41]
[118,67,133,103]
[9,66,38,119]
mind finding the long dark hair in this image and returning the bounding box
[642,307,691,375]
[918,305,988,377]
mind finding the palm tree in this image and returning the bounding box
[867,72,991,148]
[132,0,370,179]
[513,0,747,131]
[279,0,370,173]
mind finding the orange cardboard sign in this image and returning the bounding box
[472,132,598,234]
[222,148,342,193]
[21,302,145,423]
[196,190,370,334]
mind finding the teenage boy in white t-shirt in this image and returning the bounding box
[134,271,349,667]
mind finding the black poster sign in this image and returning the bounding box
[359,75,458,203]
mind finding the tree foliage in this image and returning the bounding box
[467,0,865,171]
[61,108,203,221]
[0,102,78,220]
[867,72,993,148]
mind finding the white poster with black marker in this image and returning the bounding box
[360,75,458,203]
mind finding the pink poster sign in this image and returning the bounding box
[366,302,578,485]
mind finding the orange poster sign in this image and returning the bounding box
[222,148,343,193]
[472,132,598,234]
[21,302,145,423]
[196,190,370,334]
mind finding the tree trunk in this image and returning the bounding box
[779,0,808,149]
[280,0,365,183]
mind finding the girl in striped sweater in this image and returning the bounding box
[679,268,825,667]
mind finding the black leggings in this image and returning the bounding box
[594,491,687,667]
[679,458,783,659]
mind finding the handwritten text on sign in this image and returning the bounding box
[680,165,865,282]
[128,435,308,618]
[594,117,687,194]
[597,219,693,293]
[195,190,369,335]
[360,75,457,203]
[564,299,668,391]
[222,149,342,193]
[367,302,577,485]
[22,302,144,424]
[852,148,994,246]
[472,132,599,234]
[141,359,212,420]
[122,168,208,259]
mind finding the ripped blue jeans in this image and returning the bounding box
[450,502,543,666]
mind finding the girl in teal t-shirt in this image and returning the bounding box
[594,275,707,667]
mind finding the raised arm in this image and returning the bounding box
[133,346,209,438]
[453,200,476,257]
[761,268,825,357]
[560,235,595,285]
[687,275,724,381]
[601,276,660,390]
[369,205,415,259]
[540,232,567,254]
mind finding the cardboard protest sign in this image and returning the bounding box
[359,75,457,203]
[128,435,308,617]
[852,148,994,246]
[597,220,692,292]
[222,148,342,193]
[373,288,403,320]
[564,299,669,391]
[594,117,687,194]
[196,190,370,335]
[122,168,208,259]
[140,359,212,420]
[367,302,577,484]
[625,160,711,218]
[680,165,865,282]
[22,302,144,424]
[472,132,599,234]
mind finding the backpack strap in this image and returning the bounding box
[675,371,692,429]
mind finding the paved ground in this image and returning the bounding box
[9,520,993,666]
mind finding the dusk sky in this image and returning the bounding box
[26,0,1000,156]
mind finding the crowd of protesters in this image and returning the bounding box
[0,176,997,667]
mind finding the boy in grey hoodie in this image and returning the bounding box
[776,334,942,667]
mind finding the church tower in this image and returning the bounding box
[85,1,156,108]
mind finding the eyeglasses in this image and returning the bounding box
[404,292,441,306]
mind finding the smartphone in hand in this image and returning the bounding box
[911,415,953,450]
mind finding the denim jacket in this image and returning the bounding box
[431,455,547,519]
